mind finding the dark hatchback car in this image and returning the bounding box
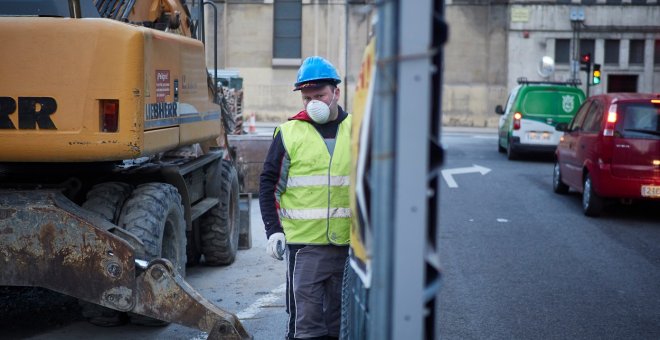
[553,93,660,216]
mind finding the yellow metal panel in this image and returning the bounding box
[0,17,221,163]
[142,29,221,152]
[143,127,180,156]
[179,119,222,146]
[0,18,144,162]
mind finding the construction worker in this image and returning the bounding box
[259,56,351,340]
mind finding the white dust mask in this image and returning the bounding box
[306,91,335,124]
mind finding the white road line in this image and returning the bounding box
[190,283,286,340]
[236,283,286,319]
[190,333,207,340]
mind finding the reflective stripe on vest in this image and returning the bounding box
[279,207,352,220]
[277,115,352,245]
[287,175,350,188]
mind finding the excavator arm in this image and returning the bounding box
[94,0,195,37]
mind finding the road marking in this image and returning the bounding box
[441,164,491,188]
[190,283,286,339]
[236,283,286,319]
[497,218,509,223]
[191,333,207,340]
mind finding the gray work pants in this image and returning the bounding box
[285,244,348,339]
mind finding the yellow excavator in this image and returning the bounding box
[0,0,250,338]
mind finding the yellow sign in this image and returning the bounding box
[511,7,530,23]
[349,37,376,287]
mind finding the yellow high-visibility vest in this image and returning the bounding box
[277,115,352,245]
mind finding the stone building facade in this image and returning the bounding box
[204,1,658,126]
[203,0,372,121]
[444,0,660,127]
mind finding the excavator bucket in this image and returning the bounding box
[133,259,250,339]
[0,190,251,339]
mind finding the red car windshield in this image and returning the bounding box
[615,101,660,140]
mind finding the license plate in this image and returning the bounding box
[641,185,660,198]
[528,132,551,140]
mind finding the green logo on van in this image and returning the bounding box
[562,95,575,113]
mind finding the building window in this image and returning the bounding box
[604,40,619,65]
[273,0,302,61]
[605,0,622,4]
[555,39,570,65]
[654,40,660,66]
[580,39,595,60]
[629,39,645,65]
[581,0,596,4]
[630,0,646,4]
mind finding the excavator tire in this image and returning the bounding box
[117,182,187,326]
[200,160,240,265]
[79,182,133,327]
[81,182,133,222]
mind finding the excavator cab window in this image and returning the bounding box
[0,0,100,18]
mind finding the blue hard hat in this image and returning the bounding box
[294,56,342,91]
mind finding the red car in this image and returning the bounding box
[553,93,660,216]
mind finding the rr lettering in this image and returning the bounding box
[0,97,57,130]
[0,97,16,129]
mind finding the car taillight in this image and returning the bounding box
[598,103,618,165]
[513,112,522,130]
[603,104,617,137]
[100,99,119,132]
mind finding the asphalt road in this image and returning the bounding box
[3,127,659,339]
[437,129,660,339]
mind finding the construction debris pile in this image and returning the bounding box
[214,70,244,134]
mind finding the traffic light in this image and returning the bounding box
[592,64,601,85]
[580,53,591,71]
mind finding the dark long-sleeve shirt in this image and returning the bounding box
[259,108,349,239]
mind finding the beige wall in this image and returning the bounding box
[205,1,659,128]
[204,1,371,122]
[443,3,508,128]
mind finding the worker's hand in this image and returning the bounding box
[266,232,286,261]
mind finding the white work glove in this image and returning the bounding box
[266,232,286,261]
